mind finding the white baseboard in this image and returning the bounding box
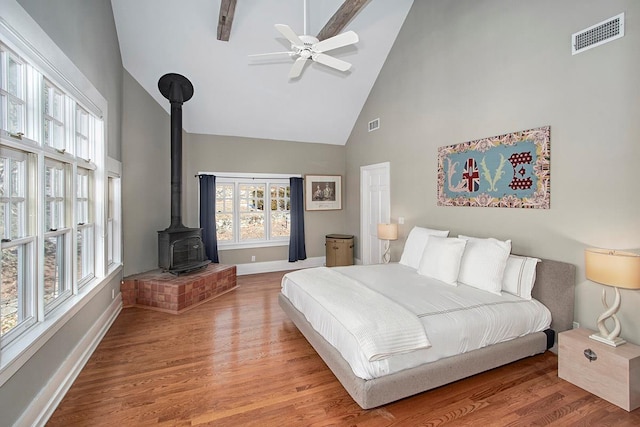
[19,295,123,427]
[236,256,325,275]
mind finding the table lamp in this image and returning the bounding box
[377,223,398,264]
[585,248,640,347]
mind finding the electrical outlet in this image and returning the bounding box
[398,217,405,225]
[251,255,256,262]
[572,321,580,329]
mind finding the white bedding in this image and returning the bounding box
[281,263,551,380]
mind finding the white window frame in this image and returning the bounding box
[207,172,297,250]
[106,158,122,271]
[0,146,36,347]
[0,44,26,137]
[0,1,123,387]
[76,166,94,286]
[43,158,72,312]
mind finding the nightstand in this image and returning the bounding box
[558,328,640,411]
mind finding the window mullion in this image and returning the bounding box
[233,181,240,244]
[265,181,271,241]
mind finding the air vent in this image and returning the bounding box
[368,118,380,132]
[572,13,624,55]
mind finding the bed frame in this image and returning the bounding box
[278,257,576,409]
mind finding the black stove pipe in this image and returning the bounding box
[158,73,194,230]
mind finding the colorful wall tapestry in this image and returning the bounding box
[437,126,550,209]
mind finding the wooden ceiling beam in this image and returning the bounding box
[217,0,237,41]
[316,0,370,41]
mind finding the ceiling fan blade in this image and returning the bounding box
[275,24,304,47]
[248,52,294,58]
[288,57,308,79]
[313,31,358,53]
[312,53,352,72]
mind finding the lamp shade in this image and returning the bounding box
[585,248,640,290]
[377,223,398,240]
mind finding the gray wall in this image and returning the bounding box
[345,0,640,344]
[121,70,172,276]
[2,0,124,425]
[121,74,348,274]
[183,134,347,265]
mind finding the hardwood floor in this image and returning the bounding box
[47,271,640,426]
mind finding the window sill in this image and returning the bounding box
[218,240,289,251]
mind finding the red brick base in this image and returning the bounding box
[121,264,237,314]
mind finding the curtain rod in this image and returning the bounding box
[195,172,302,179]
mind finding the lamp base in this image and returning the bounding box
[589,332,626,347]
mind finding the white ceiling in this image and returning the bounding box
[110,0,414,145]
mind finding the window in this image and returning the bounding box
[44,159,71,310]
[43,79,66,151]
[76,167,94,285]
[0,147,35,344]
[0,9,123,385]
[106,173,121,268]
[75,106,91,161]
[0,46,26,135]
[215,177,291,248]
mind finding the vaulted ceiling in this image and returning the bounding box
[110,0,414,145]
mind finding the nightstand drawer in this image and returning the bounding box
[558,328,640,411]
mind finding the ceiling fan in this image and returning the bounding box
[249,1,359,79]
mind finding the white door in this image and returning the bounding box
[360,162,391,265]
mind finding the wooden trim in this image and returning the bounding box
[217,0,237,41]
[316,0,370,41]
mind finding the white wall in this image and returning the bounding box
[345,0,640,343]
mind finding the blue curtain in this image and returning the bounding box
[199,174,219,263]
[289,177,307,262]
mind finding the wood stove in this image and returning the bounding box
[157,73,210,275]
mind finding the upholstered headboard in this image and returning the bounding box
[531,257,576,336]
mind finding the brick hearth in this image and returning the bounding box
[121,264,237,314]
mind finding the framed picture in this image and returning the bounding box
[305,175,342,211]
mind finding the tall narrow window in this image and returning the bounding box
[0,147,35,343]
[0,46,26,135]
[44,159,70,309]
[270,183,290,238]
[239,183,265,241]
[43,80,66,151]
[76,167,93,285]
[215,183,234,242]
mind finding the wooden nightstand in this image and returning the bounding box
[558,328,640,411]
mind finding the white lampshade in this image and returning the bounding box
[377,223,398,241]
[585,248,640,290]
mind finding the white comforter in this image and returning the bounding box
[281,263,551,380]
[284,267,431,361]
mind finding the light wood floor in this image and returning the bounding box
[47,271,640,426]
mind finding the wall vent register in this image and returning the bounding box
[572,13,624,55]
[368,118,380,132]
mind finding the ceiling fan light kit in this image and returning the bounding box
[249,2,359,79]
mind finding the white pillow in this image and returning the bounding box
[417,236,467,286]
[399,226,450,269]
[457,235,512,295]
[502,255,540,299]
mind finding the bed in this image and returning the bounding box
[278,229,576,409]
